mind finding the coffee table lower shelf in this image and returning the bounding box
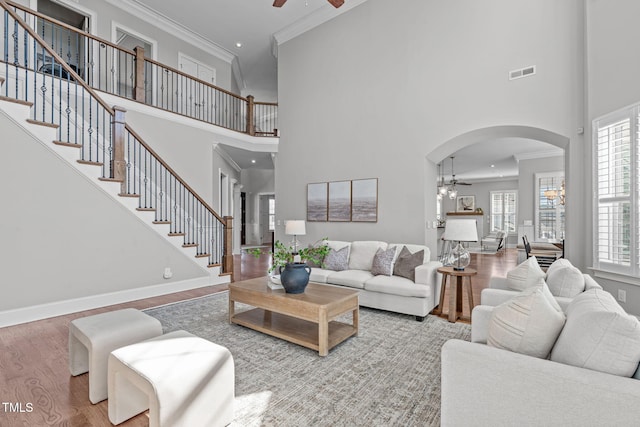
[231,308,357,355]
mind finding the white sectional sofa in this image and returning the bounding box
[441,288,640,426]
[309,240,443,320]
[480,257,602,311]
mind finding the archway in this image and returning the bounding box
[425,125,570,261]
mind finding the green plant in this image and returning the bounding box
[246,239,330,273]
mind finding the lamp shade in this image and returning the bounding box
[285,220,306,235]
[444,219,478,242]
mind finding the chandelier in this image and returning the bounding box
[436,158,460,200]
[544,180,565,205]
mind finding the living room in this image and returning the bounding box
[2,0,640,425]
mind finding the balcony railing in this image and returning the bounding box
[3,0,277,137]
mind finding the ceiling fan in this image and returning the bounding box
[446,156,472,186]
[273,0,345,8]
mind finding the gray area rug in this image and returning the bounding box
[144,291,471,426]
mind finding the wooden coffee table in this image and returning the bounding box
[228,277,359,356]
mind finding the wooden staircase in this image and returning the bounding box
[0,78,231,284]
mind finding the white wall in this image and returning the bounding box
[586,0,640,314]
[276,0,585,261]
[0,111,207,313]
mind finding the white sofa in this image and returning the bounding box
[480,257,602,311]
[309,240,443,320]
[441,290,640,426]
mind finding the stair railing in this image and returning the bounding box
[3,0,277,137]
[0,0,233,276]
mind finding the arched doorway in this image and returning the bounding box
[426,125,570,261]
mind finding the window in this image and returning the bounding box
[268,198,275,231]
[535,173,565,240]
[594,106,637,275]
[490,191,517,233]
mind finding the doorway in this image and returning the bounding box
[258,194,275,245]
[113,24,155,101]
[36,0,89,77]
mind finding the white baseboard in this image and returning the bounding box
[0,276,225,328]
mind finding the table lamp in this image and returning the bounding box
[285,220,306,262]
[444,219,478,271]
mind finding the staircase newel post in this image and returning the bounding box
[133,46,146,103]
[246,95,255,136]
[112,106,127,192]
[223,216,234,281]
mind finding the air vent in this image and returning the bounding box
[509,65,536,80]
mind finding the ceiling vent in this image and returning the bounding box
[509,65,536,81]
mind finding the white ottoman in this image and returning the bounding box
[68,308,163,404]
[108,330,235,427]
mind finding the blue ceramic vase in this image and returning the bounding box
[279,262,311,294]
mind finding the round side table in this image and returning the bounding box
[434,266,477,323]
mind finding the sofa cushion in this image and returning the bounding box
[487,282,566,359]
[364,275,430,298]
[506,257,546,292]
[309,268,334,284]
[550,289,640,377]
[324,246,350,271]
[348,241,387,270]
[545,260,585,298]
[326,270,372,289]
[393,246,424,282]
[371,246,396,276]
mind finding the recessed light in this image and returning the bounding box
[235,42,243,48]
[490,164,495,168]
[251,159,256,164]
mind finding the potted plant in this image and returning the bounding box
[248,239,330,293]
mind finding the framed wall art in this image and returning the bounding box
[328,180,352,221]
[456,195,475,212]
[351,178,378,222]
[307,182,328,221]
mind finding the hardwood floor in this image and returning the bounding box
[0,248,515,426]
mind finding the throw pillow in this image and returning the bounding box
[323,246,349,271]
[487,281,566,359]
[371,246,396,276]
[550,289,640,377]
[392,246,424,282]
[506,257,546,292]
[545,262,585,298]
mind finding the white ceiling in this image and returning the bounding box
[438,138,563,182]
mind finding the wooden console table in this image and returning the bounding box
[434,266,477,323]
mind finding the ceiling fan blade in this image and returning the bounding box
[327,0,345,7]
[273,0,287,7]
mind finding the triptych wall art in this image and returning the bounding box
[307,178,378,222]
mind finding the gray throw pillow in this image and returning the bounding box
[324,246,349,271]
[371,246,396,276]
[393,246,424,281]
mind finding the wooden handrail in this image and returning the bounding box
[143,56,247,102]
[5,0,135,57]
[0,1,116,117]
[5,0,277,138]
[123,124,225,223]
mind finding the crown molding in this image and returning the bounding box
[213,144,242,173]
[104,0,235,64]
[513,149,564,162]
[273,0,370,45]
